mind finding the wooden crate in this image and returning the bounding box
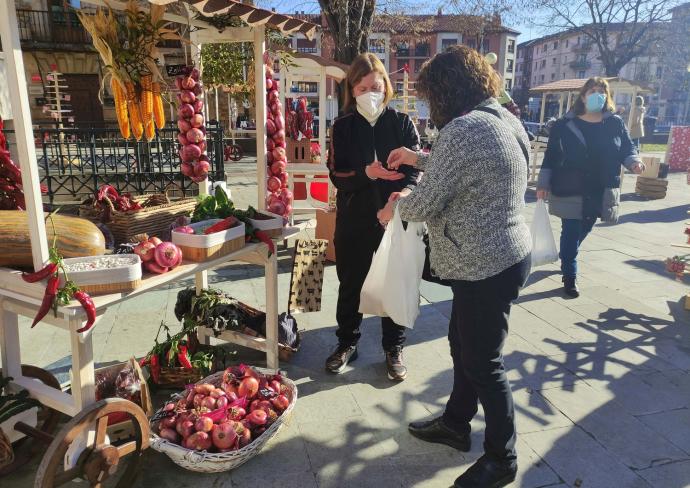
[79,194,196,244]
[635,176,668,199]
[287,138,312,163]
[177,235,245,262]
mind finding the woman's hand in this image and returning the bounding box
[377,199,397,226]
[387,147,419,170]
[365,161,405,181]
[388,189,411,202]
[630,161,645,174]
[536,189,549,200]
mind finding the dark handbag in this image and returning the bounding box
[422,233,452,286]
[551,167,585,197]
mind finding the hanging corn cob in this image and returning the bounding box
[126,82,144,141]
[111,77,130,139]
[152,82,166,130]
[140,73,154,140]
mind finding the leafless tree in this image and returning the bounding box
[536,0,681,76]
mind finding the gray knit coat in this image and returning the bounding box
[397,98,532,282]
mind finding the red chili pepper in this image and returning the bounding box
[74,290,97,333]
[150,354,161,383]
[254,229,275,256]
[31,275,59,328]
[1,159,22,183]
[21,262,58,283]
[177,343,193,369]
[203,216,238,235]
[139,356,150,367]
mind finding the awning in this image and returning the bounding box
[530,77,653,94]
[150,0,319,39]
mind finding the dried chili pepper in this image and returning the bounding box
[74,290,97,333]
[150,354,161,383]
[203,216,238,235]
[31,275,59,328]
[177,342,193,369]
[21,262,58,283]
[253,229,275,256]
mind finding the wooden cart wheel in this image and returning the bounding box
[34,398,150,488]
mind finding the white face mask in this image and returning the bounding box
[356,91,385,124]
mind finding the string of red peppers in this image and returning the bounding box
[21,214,97,332]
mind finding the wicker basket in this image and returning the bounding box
[156,367,204,390]
[79,193,197,245]
[248,211,284,239]
[149,368,297,472]
[0,428,13,470]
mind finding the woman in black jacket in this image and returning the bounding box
[326,53,421,381]
[536,77,644,297]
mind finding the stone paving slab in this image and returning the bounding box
[2,172,689,488]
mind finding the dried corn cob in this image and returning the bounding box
[125,81,144,141]
[144,118,155,141]
[111,78,130,139]
[152,82,165,130]
[140,73,154,138]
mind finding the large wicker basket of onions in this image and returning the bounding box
[149,365,297,472]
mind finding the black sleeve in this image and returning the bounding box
[397,113,422,191]
[328,117,372,193]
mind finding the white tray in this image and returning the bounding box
[248,211,284,232]
[171,219,246,249]
[61,255,142,286]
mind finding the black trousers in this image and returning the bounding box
[333,219,406,351]
[442,256,531,465]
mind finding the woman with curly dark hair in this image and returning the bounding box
[380,45,531,488]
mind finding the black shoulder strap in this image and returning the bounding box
[474,106,530,167]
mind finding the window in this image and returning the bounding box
[564,55,568,62]
[507,59,514,73]
[656,66,663,78]
[577,70,586,78]
[552,57,556,65]
[395,81,404,94]
[396,42,409,57]
[397,59,408,72]
[566,39,569,48]
[553,41,558,49]
[441,38,457,51]
[296,38,317,53]
[414,42,430,57]
[551,73,555,80]
[577,36,581,44]
[466,39,476,49]
[505,78,512,90]
[541,60,546,68]
[507,39,515,53]
[578,53,587,63]
[533,76,537,84]
[543,44,547,52]
[534,61,538,70]
[414,61,422,73]
[562,72,566,79]
[540,74,545,82]
[369,38,386,54]
[482,39,490,53]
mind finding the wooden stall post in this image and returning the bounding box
[539,94,547,125]
[319,66,327,161]
[254,25,267,210]
[0,0,50,271]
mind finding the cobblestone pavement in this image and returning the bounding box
[3,163,689,488]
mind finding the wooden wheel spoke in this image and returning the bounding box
[116,440,138,458]
[95,415,109,445]
[53,466,81,486]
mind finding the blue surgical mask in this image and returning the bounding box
[585,93,606,113]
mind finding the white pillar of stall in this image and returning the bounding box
[318,66,327,158]
[539,94,547,125]
[254,25,267,210]
[0,0,50,271]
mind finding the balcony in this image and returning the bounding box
[569,59,592,70]
[572,41,593,52]
[16,9,92,50]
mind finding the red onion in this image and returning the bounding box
[272,129,286,145]
[272,147,286,161]
[190,67,200,81]
[133,241,156,262]
[144,261,168,274]
[194,160,210,177]
[212,422,238,450]
[279,188,293,203]
[160,427,180,444]
[180,162,194,177]
[267,176,281,193]
[180,90,196,104]
[177,133,189,146]
[181,144,201,162]
[267,138,275,152]
[181,76,196,90]
[178,119,192,133]
[278,171,289,188]
[154,242,181,269]
[178,104,194,119]
[175,77,184,90]
[190,113,204,128]
[266,78,273,90]
[274,114,285,131]
[271,160,286,175]
[266,151,274,164]
[193,99,204,113]
[268,90,279,103]
[266,119,277,136]
[268,200,286,216]
[186,128,204,144]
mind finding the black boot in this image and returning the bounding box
[454,455,517,488]
[563,276,580,298]
[408,416,471,452]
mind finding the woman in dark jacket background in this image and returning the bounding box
[536,77,644,297]
[326,53,421,381]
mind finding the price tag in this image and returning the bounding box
[165,64,187,76]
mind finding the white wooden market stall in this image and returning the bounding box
[0,0,317,484]
[279,52,347,221]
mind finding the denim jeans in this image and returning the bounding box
[560,217,597,278]
[442,256,531,465]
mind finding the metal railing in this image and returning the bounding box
[4,124,226,204]
[16,9,91,48]
[569,60,592,70]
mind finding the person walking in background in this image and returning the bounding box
[630,96,646,149]
[325,53,421,381]
[381,45,532,488]
[536,77,645,298]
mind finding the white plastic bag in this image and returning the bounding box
[359,206,425,328]
[531,200,559,267]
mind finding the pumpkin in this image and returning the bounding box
[0,211,106,267]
